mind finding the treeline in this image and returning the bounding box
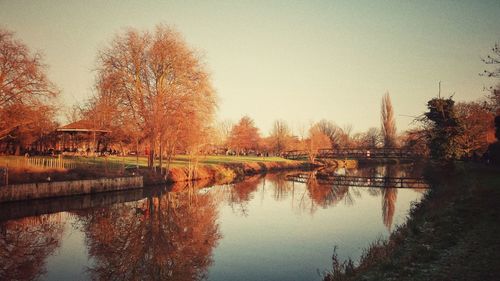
[212,89,497,163]
[1,25,499,165]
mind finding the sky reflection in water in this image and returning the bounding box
[0,164,426,281]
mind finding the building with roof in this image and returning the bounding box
[56,120,111,155]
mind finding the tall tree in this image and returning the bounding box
[423,97,462,161]
[96,25,216,169]
[381,92,397,148]
[228,116,260,154]
[269,119,292,155]
[0,28,59,154]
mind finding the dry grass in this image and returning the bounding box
[322,163,500,281]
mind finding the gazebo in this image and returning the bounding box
[56,120,111,155]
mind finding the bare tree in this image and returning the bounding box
[64,104,84,124]
[0,29,58,109]
[269,119,292,155]
[363,127,382,148]
[307,123,330,163]
[481,42,500,114]
[340,124,353,148]
[381,92,397,147]
[316,119,342,148]
[0,28,59,154]
[96,25,216,170]
[481,42,500,78]
[213,119,234,148]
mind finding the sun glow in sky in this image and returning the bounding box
[1,0,499,134]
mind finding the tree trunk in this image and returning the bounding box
[135,138,139,170]
[159,139,163,175]
[148,137,155,170]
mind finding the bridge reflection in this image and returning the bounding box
[286,173,428,189]
[283,165,428,231]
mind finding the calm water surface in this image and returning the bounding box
[0,164,426,281]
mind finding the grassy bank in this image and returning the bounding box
[0,155,311,186]
[165,159,312,184]
[323,163,500,281]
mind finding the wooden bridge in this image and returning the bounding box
[282,148,423,160]
[286,173,429,189]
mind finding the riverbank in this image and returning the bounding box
[0,155,316,201]
[323,163,500,281]
[0,176,143,203]
[150,159,315,185]
[0,155,308,185]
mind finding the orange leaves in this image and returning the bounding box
[455,102,495,156]
[0,28,59,149]
[228,116,261,153]
[93,25,216,162]
[306,123,331,162]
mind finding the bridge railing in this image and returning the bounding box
[283,147,424,160]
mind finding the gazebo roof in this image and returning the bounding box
[57,120,111,133]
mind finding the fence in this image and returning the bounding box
[0,156,71,169]
[0,156,131,186]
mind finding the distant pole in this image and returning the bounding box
[438,81,441,98]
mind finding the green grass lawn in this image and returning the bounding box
[0,154,291,170]
[102,155,290,168]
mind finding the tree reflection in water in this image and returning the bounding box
[223,174,262,216]
[380,165,398,231]
[286,164,428,231]
[308,173,351,209]
[77,186,221,281]
[0,214,65,281]
[266,173,293,201]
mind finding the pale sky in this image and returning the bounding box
[1,0,499,135]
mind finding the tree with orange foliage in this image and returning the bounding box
[95,25,216,169]
[307,123,331,163]
[455,101,495,158]
[400,127,429,157]
[228,116,261,155]
[0,29,59,154]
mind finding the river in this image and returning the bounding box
[0,164,426,281]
